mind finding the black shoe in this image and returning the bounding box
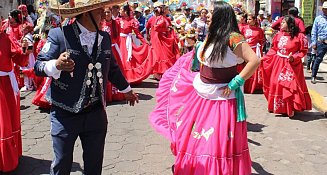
[171,164,175,173]
[311,77,317,84]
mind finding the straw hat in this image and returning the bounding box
[153,1,163,8]
[49,0,125,18]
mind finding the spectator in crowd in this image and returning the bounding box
[191,8,208,41]
[112,5,120,19]
[257,10,265,26]
[27,4,38,25]
[134,7,146,35]
[310,1,327,84]
[144,6,151,21]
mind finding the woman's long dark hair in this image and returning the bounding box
[112,19,119,40]
[283,15,299,39]
[202,1,240,62]
[9,9,22,24]
[123,4,131,17]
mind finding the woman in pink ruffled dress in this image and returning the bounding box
[149,1,260,174]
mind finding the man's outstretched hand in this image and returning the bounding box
[124,90,139,106]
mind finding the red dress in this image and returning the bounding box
[146,16,156,42]
[118,17,153,84]
[30,39,51,109]
[238,23,247,32]
[0,32,28,172]
[5,23,25,89]
[240,25,265,93]
[261,32,311,116]
[150,15,180,75]
[102,20,126,102]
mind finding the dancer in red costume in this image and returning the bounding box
[237,13,248,32]
[150,5,180,80]
[4,10,26,89]
[240,14,265,93]
[0,19,29,172]
[118,4,152,84]
[261,16,311,117]
[102,6,126,102]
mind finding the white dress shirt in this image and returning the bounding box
[44,21,131,93]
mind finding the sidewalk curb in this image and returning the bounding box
[308,88,327,116]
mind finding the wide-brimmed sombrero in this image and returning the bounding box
[49,0,125,18]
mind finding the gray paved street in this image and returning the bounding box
[7,67,327,175]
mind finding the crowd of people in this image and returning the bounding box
[0,0,326,174]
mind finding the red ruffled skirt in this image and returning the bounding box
[237,60,263,94]
[0,76,22,172]
[106,44,126,102]
[151,31,180,75]
[32,77,51,109]
[261,55,312,116]
[119,35,154,84]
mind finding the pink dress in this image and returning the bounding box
[149,32,251,175]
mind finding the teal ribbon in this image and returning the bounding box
[228,75,247,122]
[191,42,203,72]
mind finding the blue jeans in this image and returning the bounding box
[50,104,107,175]
[312,42,327,78]
[307,53,316,70]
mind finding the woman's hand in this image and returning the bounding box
[288,52,294,62]
[219,85,232,98]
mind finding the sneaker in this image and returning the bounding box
[20,86,28,92]
[311,77,317,84]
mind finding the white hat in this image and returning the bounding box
[323,1,327,9]
[144,6,150,11]
[258,10,264,15]
[134,7,142,13]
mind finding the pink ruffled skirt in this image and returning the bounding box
[149,52,252,175]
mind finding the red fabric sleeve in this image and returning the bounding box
[154,16,169,32]
[10,38,28,67]
[132,19,145,41]
[271,17,283,31]
[263,32,278,59]
[292,33,308,64]
[296,18,306,33]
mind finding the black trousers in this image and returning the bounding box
[49,104,107,175]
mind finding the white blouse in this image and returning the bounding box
[193,42,245,100]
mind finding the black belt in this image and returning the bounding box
[80,101,102,114]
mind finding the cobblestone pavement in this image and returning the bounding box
[6,73,327,175]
